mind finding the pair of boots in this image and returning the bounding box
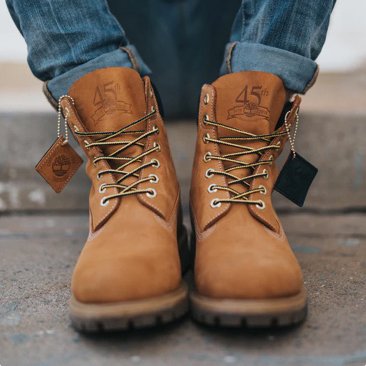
[45,67,306,331]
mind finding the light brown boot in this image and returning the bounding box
[53,67,189,331]
[190,71,307,327]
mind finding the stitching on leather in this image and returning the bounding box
[61,99,118,229]
[248,103,299,232]
[202,86,231,229]
[155,190,180,232]
[137,79,166,218]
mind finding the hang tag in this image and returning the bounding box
[35,136,83,193]
[274,152,318,207]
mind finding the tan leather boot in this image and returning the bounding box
[190,71,307,327]
[53,67,189,331]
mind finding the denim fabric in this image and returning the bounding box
[5,0,150,99]
[6,0,335,113]
[222,0,337,92]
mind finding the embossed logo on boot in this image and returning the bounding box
[228,85,270,121]
[52,154,71,177]
[92,81,132,123]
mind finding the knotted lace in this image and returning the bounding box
[74,109,160,206]
[202,116,288,209]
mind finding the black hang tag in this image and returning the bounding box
[274,152,318,207]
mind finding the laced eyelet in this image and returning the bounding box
[205,168,214,178]
[149,88,154,98]
[210,199,222,208]
[259,185,267,195]
[149,174,159,183]
[256,200,266,210]
[151,159,160,168]
[263,169,269,179]
[146,188,157,198]
[99,184,107,194]
[203,133,210,144]
[153,125,160,134]
[269,155,274,161]
[73,125,79,132]
[203,114,209,124]
[92,157,97,167]
[203,94,210,105]
[84,140,90,149]
[96,173,101,181]
[153,142,161,152]
[203,152,212,162]
[100,198,109,207]
[276,141,281,147]
[151,105,155,113]
[208,184,218,193]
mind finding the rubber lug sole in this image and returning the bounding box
[70,282,189,332]
[190,287,307,328]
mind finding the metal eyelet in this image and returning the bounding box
[203,94,210,105]
[276,141,281,147]
[99,184,107,194]
[149,88,154,98]
[208,184,218,193]
[203,133,210,143]
[153,125,160,134]
[203,114,209,124]
[146,188,157,198]
[149,174,159,183]
[205,168,214,178]
[210,199,222,208]
[153,142,161,152]
[151,105,155,113]
[96,173,101,181]
[263,169,269,179]
[259,185,267,195]
[73,125,79,132]
[100,198,109,207]
[92,157,97,167]
[151,159,160,168]
[203,152,212,162]
[84,140,90,149]
[256,200,266,210]
[269,155,274,161]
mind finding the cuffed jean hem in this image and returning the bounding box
[46,45,151,100]
[220,42,319,94]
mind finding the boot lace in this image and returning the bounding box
[202,115,289,210]
[74,109,160,206]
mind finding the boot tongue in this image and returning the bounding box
[68,67,147,133]
[68,67,148,175]
[212,71,287,135]
[211,71,287,190]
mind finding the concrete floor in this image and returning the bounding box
[1,213,365,366]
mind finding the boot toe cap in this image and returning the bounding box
[195,244,303,300]
[72,248,181,303]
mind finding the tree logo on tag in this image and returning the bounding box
[92,81,132,123]
[52,154,71,177]
[228,85,270,121]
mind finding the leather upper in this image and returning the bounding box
[61,67,182,303]
[190,71,303,299]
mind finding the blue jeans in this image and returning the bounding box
[6,0,335,109]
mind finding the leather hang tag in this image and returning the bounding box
[274,152,318,207]
[35,136,83,193]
